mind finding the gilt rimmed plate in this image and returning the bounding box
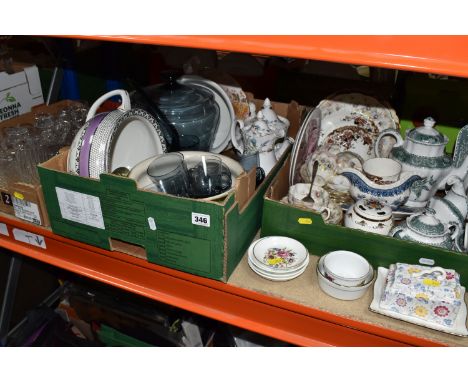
[247,239,309,274]
[251,236,309,271]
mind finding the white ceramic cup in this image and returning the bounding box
[363,157,402,183]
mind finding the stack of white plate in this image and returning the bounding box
[247,236,309,281]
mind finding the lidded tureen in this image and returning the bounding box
[390,208,460,249]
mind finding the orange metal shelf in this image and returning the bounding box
[66,35,468,78]
[0,213,444,347]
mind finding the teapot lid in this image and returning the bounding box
[407,208,447,236]
[261,98,279,123]
[406,117,448,145]
[353,199,392,221]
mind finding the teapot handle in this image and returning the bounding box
[448,223,461,243]
[389,225,405,238]
[412,267,447,281]
[319,206,331,223]
[374,128,403,158]
[86,89,131,122]
[274,136,294,160]
[231,120,245,154]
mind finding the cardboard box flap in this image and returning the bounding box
[234,167,257,212]
[24,66,42,96]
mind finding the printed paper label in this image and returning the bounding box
[147,217,156,231]
[191,212,210,227]
[56,187,105,229]
[1,191,12,206]
[419,258,435,266]
[12,197,42,225]
[12,228,46,249]
[0,223,8,236]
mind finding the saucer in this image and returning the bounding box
[250,236,309,270]
[247,258,308,281]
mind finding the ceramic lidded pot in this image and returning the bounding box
[147,74,220,151]
[390,208,460,249]
[345,199,393,235]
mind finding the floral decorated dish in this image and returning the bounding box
[370,266,468,337]
[251,236,308,270]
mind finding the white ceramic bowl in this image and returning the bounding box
[322,250,371,286]
[128,151,244,201]
[316,257,374,300]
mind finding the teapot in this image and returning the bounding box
[231,110,292,175]
[375,117,468,208]
[390,208,460,250]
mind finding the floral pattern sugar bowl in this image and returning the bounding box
[344,199,393,235]
[380,263,463,328]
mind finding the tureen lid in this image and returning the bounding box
[406,117,448,145]
[353,199,392,221]
[407,208,447,236]
[149,74,216,117]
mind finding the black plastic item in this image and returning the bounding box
[126,77,180,151]
[7,307,98,347]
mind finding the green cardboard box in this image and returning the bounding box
[38,99,303,282]
[261,159,468,283]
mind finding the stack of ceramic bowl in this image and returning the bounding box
[316,250,374,300]
[247,236,309,281]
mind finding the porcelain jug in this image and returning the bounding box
[375,117,468,208]
[231,110,291,174]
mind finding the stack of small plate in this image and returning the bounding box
[247,236,309,281]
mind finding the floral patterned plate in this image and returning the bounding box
[317,92,399,142]
[317,92,400,160]
[248,244,310,275]
[370,267,468,337]
[251,236,309,271]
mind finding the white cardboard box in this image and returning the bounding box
[0,64,44,122]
